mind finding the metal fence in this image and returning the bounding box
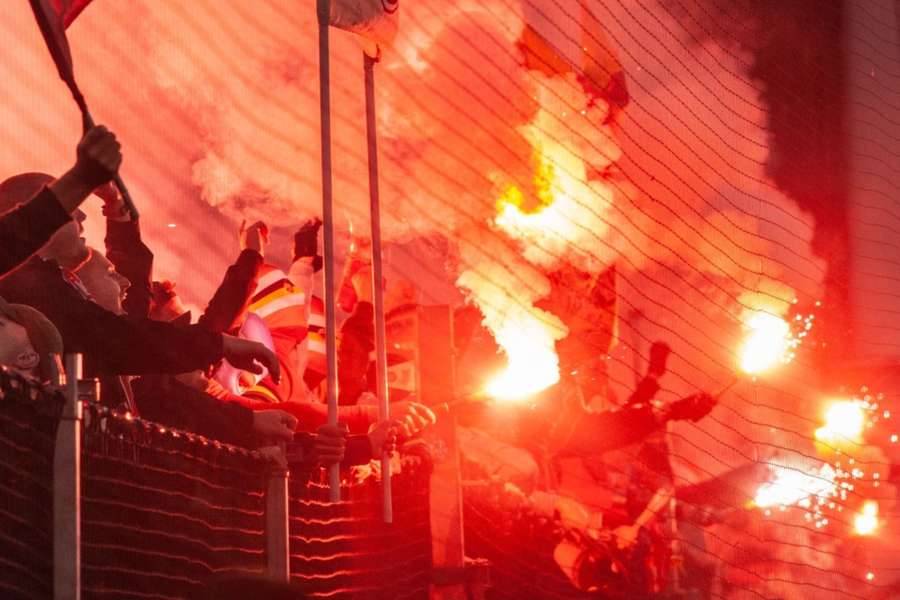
[0,364,433,600]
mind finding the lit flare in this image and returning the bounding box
[739,313,791,375]
[854,500,878,536]
[754,464,836,508]
[484,314,561,402]
[815,401,866,444]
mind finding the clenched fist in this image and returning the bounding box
[73,125,122,190]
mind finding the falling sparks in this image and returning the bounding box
[854,501,879,536]
[754,463,836,510]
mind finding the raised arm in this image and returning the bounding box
[0,126,121,277]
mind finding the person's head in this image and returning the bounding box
[75,248,130,315]
[0,298,64,381]
[0,172,89,269]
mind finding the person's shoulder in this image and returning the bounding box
[0,257,57,290]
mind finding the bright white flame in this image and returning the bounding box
[484,311,562,402]
[816,401,867,444]
[854,500,879,536]
[740,313,791,374]
[754,464,836,508]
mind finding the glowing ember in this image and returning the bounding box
[854,500,879,536]
[739,312,791,374]
[816,401,867,444]
[754,464,836,509]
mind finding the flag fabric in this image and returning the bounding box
[304,295,328,384]
[28,0,94,108]
[56,0,94,27]
[249,263,330,392]
[329,0,399,56]
[519,1,628,113]
[248,264,310,339]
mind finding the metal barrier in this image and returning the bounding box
[0,362,433,599]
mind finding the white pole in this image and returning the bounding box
[364,52,393,523]
[316,0,341,502]
[54,354,83,600]
[265,458,290,581]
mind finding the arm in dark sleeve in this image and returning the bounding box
[105,219,154,318]
[0,188,71,278]
[197,249,263,333]
[556,405,660,457]
[338,301,374,405]
[0,263,224,375]
[134,376,255,447]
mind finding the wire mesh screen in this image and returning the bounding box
[81,405,269,599]
[289,458,433,600]
[4,0,900,598]
[0,370,63,600]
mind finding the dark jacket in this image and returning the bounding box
[337,301,374,405]
[133,375,255,447]
[0,187,70,278]
[198,249,263,333]
[0,257,224,375]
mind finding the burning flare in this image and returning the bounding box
[816,401,867,444]
[854,500,879,536]
[739,312,792,375]
[480,134,610,401]
[484,321,561,401]
[754,463,836,509]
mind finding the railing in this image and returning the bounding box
[0,363,433,600]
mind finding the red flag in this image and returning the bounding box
[57,0,94,28]
[28,0,140,220]
[28,0,94,111]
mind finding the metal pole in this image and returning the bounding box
[79,108,139,221]
[54,354,83,600]
[364,53,393,524]
[265,458,290,581]
[316,0,341,502]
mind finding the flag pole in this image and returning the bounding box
[364,52,393,524]
[316,0,341,503]
[80,109,139,221]
[27,0,139,221]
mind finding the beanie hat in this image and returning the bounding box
[0,297,64,381]
[0,172,54,215]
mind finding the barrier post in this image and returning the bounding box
[265,461,290,581]
[54,354,83,600]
